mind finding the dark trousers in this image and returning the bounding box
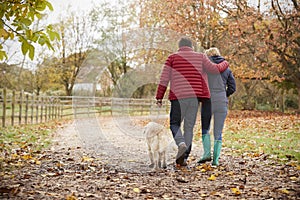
[199,98,212,134]
[170,97,199,159]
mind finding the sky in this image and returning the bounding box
[47,0,120,23]
[46,0,271,23]
[5,0,113,65]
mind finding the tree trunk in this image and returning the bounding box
[298,86,300,112]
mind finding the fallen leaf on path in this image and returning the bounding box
[208,174,216,181]
[231,187,241,195]
[81,156,93,162]
[133,187,140,193]
[278,188,289,194]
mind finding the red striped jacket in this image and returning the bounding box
[156,46,228,101]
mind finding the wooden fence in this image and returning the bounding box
[0,89,170,127]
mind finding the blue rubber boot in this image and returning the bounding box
[212,140,222,166]
[197,134,211,163]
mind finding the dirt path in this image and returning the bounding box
[53,115,191,172]
[1,116,299,199]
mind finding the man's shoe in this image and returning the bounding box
[182,158,187,166]
[176,143,187,165]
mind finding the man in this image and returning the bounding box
[155,37,229,167]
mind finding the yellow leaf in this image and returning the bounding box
[279,189,289,194]
[133,188,140,193]
[196,165,202,170]
[231,187,241,195]
[290,176,297,181]
[21,154,32,160]
[11,154,18,159]
[81,156,93,162]
[208,175,216,181]
[66,193,77,200]
[226,171,234,176]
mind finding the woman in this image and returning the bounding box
[198,47,236,166]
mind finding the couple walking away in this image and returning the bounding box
[155,37,236,167]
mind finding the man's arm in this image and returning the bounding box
[202,54,229,74]
[155,57,172,103]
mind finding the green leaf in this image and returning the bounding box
[36,3,46,11]
[55,32,61,40]
[31,32,39,42]
[0,50,8,61]
[45,39,53,50]
[38,37,45,45]
[45,1,54,11]
[28,44,35,60]
[21,40,29,55]
[25,29,33,38]
[9,31,14,39]
[21,18,32,26]
[48,30,56,41]
[36,12,42,19]
[28,11,35,21]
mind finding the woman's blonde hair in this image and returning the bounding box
[205,47,221,56]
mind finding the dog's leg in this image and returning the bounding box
[158,151,162,168]
[154,151,159,169]
[161,151,167,168]
[158,150,167,168]
[147,142,155,168]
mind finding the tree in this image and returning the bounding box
[138,0,226,49]
[136,0,299,110]
[0,63,17,89]
[220,0,300,110]
[263,0,300,110]
[52,11,99,96]
[0,0,60,60]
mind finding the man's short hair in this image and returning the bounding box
[179,37,192,48]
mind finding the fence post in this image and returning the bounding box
[48,97,51,120]
[11,90,15,126]
[30,95,34,124]
[60,99,63,118]
[45,97,48,122]
[25,94,29,125]
[54,98,57,119]
[2,88,6,127]
[19,90,23,125]
[51,98,54,119]
[35,95,39,123]
[40,97,43,122]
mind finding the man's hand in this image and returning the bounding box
[156,99,162,108]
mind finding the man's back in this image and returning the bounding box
[165,47,210,100]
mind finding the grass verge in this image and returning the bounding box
[0,121,63,172]
[223,110,300,164]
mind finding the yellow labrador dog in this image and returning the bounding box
[144,122,175,169]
